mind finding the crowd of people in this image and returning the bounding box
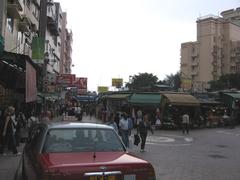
[103,109,154,152]
[0,106,40,155]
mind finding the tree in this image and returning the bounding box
[126,73,158,92]
[163,72,181,90]
[209,73,240,90]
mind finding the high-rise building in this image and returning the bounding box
[60,12,73,74]
[180,8,240,92]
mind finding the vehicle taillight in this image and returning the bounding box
[147,167,156,180]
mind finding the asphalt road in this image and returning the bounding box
[129,126,240,180]
[1,116,240,180]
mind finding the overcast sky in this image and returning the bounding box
[55,0,239,91]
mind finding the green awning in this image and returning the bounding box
[107,94,131,99]
[129,93,161,105]
[223,93,240,99]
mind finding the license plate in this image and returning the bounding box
[89,176,115,180]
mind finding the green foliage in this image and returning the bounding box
[126,73,158,92]
[209,73,240,90]
[163,72,181,90]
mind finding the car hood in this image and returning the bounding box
[39,151,147,168]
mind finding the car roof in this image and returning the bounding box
[43,122,113,130]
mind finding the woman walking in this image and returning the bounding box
[137,114,153,152]
[0,106,19,155]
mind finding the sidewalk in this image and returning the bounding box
[0,143,24,180]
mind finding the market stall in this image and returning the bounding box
[160,93,200,128]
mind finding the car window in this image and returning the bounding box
[29,125,45,152]
[42,128,125,153]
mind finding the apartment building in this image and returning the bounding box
[60,12,73,74]
[180,8,240,92]
[41,1,62,74]
[3,0,40,56]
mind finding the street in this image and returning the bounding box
[1,117,240,180]
[130,127,240,180]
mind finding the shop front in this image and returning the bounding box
[0,51,38,115]
[128,93,162,124]
[160,93,200,128]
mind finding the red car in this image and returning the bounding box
[22,122,156,180]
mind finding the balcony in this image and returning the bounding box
[191,71,198,76]
[32,0,41,7]
[191,52,199,57]
[18,16,31,32]
[191,61,198,67]
[47,0,54,6]
[7,0,24,19]
[47,13,59,35]
[47,19,59,36]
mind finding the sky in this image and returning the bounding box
[55,0,239,92]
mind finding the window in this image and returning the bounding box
[26,0,30,9]
[43,128,124,153]
[29,125,45,152]
[7,18,14,33]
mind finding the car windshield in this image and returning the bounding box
[42,128,125,153]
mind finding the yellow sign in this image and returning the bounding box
[181,79,192,90]
[112,78,123,88]
[98,86,109,93]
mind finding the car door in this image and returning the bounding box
[23,124,45,180]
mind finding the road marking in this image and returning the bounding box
[184,137,193,142]
[147,142,191,146]
[147,136,175,143]
[217,130,240,136]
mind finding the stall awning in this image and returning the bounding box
[107,94,131,99]
[73,95,96,102]
[223,93,240,99]
[163,93,200,106]
[129,93,161,105]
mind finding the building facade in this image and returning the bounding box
[180,8,240,92]
[59,12,73,74]
[0,0,40,108]
[0,0,72,112]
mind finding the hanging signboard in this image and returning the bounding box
[112,78,123,88]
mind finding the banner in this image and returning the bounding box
[32,37,45,64]
[56,74,76,86]
[98,86,109,93]
[112,78,123,88]
[73,77,88,89]
[26,61,37,102]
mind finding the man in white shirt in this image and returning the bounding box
[119,113,130,147]
[182,112,190,134]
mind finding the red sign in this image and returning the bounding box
[56,74,76,85]
[73,77,87,89]
[26,61,37,102]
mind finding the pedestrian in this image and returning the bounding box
[155,108,161,130]
[137,114,153,152]
[182,112,190,134]
[0,106,19,155]
[106,113,118,132]
[119,112,130,148]
[75,104,82,121]
[136,109,143,127]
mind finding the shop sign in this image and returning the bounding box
[73,77,87,89]
[98,86,109,93]
[32,37,45,64]
[112,78,123,88]
[78,89,87,95]
[56,74,76,86]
